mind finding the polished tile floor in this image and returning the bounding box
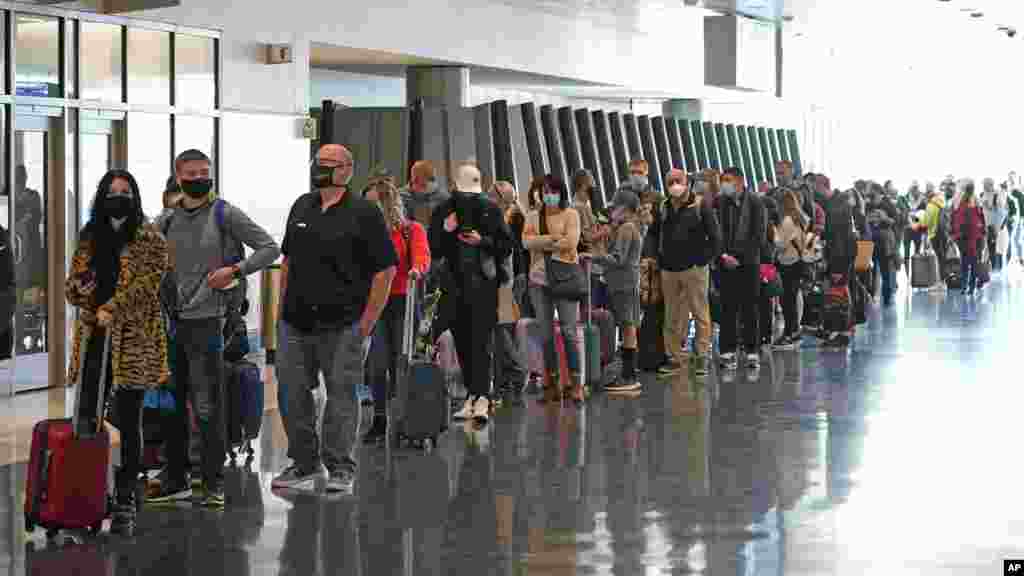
[5,268,1024,575]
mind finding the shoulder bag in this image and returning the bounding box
[540,208,587,301]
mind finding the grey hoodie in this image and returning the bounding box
[155,199,280,320]
[400,183,450,227]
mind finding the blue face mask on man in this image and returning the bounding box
[543,193,560,207]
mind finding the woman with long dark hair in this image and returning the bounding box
[65,169,169,536]
[522,174,584,404]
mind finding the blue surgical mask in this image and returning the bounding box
[721,183,737,197]
[543,193,560,207]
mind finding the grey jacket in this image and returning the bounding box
[592,220,642,294]
[155,199,280,320]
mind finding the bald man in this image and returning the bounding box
[272,143,397,495]
[148,148,280,508]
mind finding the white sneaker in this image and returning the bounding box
[746,353,760,368]
[472,396,491,424]
[719,352,737,370]
[453,398,474,421]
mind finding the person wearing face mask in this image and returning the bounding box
[587,186,644,393]
[486,180,527,404]
[400,160,450,228]
[149,150,280,507]
[271,144,395,495]
[360,180,430,442]
[66,169,170,536]
[652,169,721,378]
[430,162,514,422]
[522,174,586,403]
[715,167,767,371]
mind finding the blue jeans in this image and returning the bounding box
[279,321,369,473]
[960,254,977,293]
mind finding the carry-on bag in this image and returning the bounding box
[823,284,852,333]
[516,317,545,376]
[854,240,875,272]
[394,278,449,450]
[911,250,939,288]
[802,283,824,328]
[976,244,992,285]
[25,327,111,537]
[225,359,263,463]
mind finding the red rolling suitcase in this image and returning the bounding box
[24,327,111,537]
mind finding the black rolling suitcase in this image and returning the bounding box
[393,278,449,451]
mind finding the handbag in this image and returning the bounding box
[540,209,587,301]
[760,263,783,298]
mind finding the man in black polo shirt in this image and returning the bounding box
[272,144,397,494]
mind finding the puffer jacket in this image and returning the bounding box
[66,224,170,391]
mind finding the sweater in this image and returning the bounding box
[774,215,804,266]
[388,221,430,296]
[523,208,581,287]
[592,220,642,294]
[154,199,280,320]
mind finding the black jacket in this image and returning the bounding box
[717,191,767,269]
[824,195,857,276]
[652,197,722,272]
[428,191,514,287]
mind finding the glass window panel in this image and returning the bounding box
[80,22,122,102]
[127,113,170,219]
[175,34,215,110]
[127,28,169,105]
[80,111,126,228]
[15,15,60,97]
[175,115,215,170]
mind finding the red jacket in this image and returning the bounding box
[952,204,986,258]
[390,221,431,296]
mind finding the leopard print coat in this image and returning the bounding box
[66,224,170,391]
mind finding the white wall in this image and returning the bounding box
[142,0,706,102]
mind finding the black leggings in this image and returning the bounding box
[779,263,803,338]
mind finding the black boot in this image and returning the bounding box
[363,413,387,443]
[110,471,137,537]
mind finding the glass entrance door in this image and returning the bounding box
[11,109,64,393]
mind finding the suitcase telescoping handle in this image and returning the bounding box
[402,276,417,362]
[71,326,111,440]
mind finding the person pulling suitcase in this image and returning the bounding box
[56,169,171,537]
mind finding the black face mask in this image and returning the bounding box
[312,166,335,188]
[181,178,214,199]
[104,195,133,220]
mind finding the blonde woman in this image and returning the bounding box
[361,180,431,441]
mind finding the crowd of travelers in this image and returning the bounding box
[60,140,1020,537]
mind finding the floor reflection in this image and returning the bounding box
[6,272,1024,574]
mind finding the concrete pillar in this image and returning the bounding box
[406,66,470,108]
[662,99,703,122]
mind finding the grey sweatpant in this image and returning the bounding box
[280,321,369,474]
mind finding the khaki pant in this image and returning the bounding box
[661,266,711,362]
